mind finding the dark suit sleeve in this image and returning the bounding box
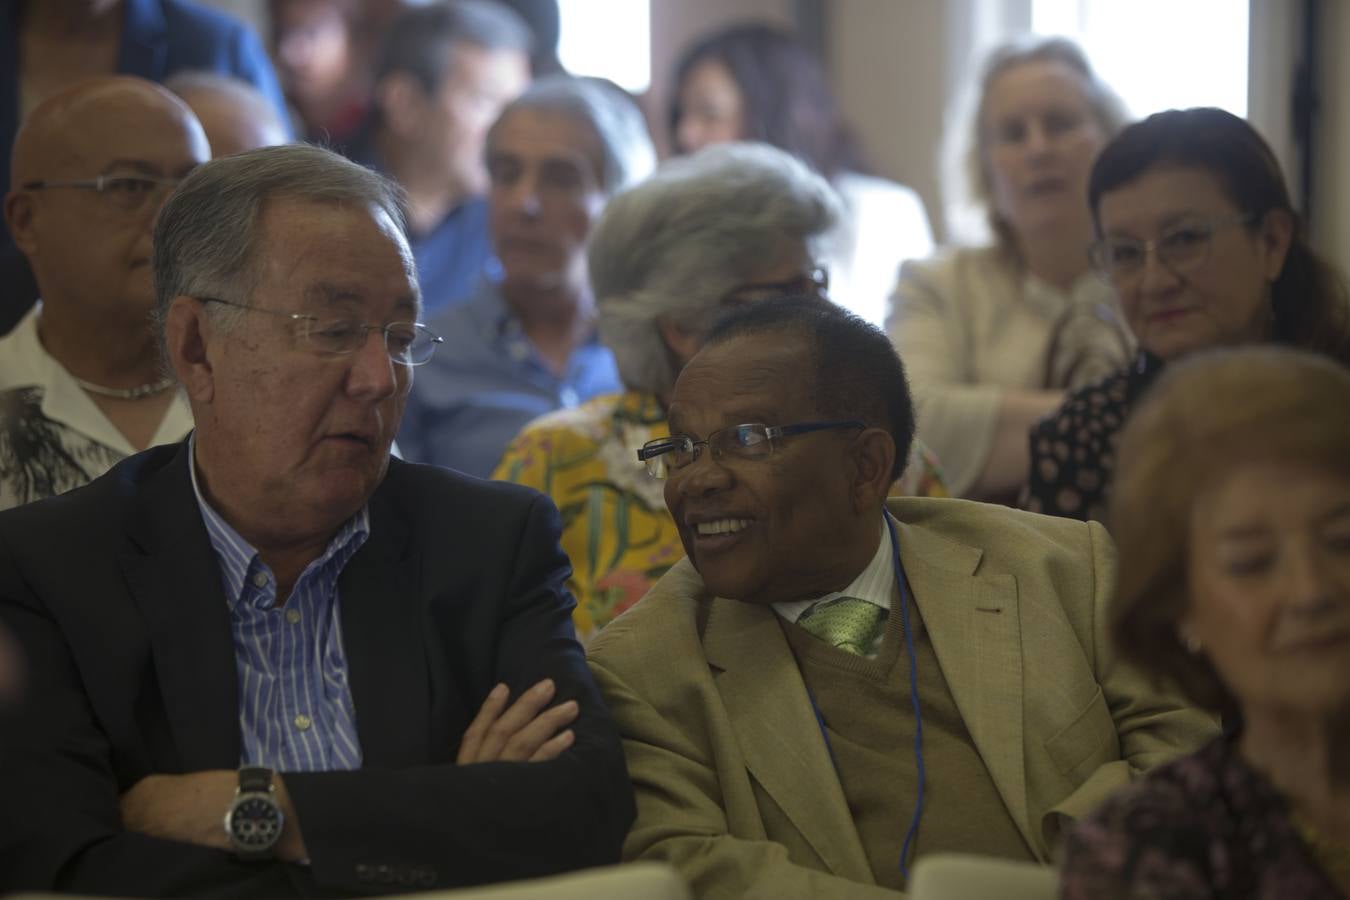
[0,533,300,896]
[284,493,636,892]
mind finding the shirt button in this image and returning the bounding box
[294,714,312,731]
[285,608,302,625]
[252,572,268,588]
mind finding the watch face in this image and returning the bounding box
[228,795,282,849]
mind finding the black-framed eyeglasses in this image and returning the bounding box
[637,419,865,479]
[199,296,443,366]
[721,267,830,306]
[21,174,183,212]
[1088,213,1257,285]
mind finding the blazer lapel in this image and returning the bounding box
[894,515,1039,857]
[703,596,875,883]
[338,489,429,767]
[120,443,241,771]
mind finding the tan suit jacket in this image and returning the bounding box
[587,498,1216,900]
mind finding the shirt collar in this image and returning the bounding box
[774,513,897,624]
[0,304,193,455]
[188,433,370,611]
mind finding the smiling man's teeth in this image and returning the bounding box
[696,518,752,536]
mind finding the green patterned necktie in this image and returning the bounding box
[797,596,888,656]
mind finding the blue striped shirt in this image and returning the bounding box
[189,439,367,772]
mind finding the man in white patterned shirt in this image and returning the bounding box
[0,76,204,510]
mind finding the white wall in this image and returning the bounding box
[827,0,947,238]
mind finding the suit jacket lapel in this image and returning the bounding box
[120,442,241,771]
[339,485,430,767]
[703,595,875,883]
[893,513,1038,857]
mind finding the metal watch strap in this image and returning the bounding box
[238,765,273,794]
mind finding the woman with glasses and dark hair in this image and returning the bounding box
[668,22,933,329]
[1023,107,1350,522]
[491,142,947,642]
[1060,345,1350,899]
[888,36,1132,503]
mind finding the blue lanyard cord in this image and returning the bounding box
[804,514,925,882]
[887,513,925,882]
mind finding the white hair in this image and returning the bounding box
[590,142,842,398]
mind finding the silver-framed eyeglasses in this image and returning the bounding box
[637,419,865,479]
[21,174,183,212]
[199,296,443,366]
[1088,213,1257,285]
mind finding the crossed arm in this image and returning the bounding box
[0,494,633,895]
[118,678,583,862]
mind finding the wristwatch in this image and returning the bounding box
[224,766,284,860]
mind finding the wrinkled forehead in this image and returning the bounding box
[252,198,421,317]
[488,109,606,182]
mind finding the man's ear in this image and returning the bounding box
[164,296,214,404]
[4,190,38,259]
[849,427,897,511]
[375,72,430,141]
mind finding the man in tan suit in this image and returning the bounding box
[586,300,1214,899]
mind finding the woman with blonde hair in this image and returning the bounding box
[889,36,1131,501]
[1061,346,1350,899]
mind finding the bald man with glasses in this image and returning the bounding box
[0,76,206,509]
[0,144,632,896]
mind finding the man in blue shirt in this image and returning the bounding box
[0,144,631,896]
[352,1,532,317]
[398,75,656,477]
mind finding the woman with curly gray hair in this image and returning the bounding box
[492,142,948,641]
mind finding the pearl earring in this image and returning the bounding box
[1180,631,1202,654]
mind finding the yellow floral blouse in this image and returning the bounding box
[492,391,949,644]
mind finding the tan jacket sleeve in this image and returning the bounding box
[1041,520,1219,850]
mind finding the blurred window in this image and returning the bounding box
[1032,0,1249,116]
[557,0,651,93]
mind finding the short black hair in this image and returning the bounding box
[376,0,533,94]
[704,298,915,480]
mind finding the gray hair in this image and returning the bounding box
[947,35,1129,247]
[376,0,533,92]
[487,74,656,197]
[590,142,842,398]
[153,144,411,351]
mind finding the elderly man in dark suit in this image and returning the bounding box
[0,144,632,896]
